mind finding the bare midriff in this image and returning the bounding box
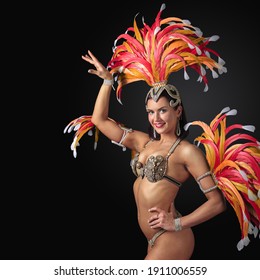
[133,176,179,239]
[133,176,195,259]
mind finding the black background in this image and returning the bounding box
[3,1,259,260]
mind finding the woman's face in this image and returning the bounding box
[146,96,182,136]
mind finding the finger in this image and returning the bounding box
[82,55,95,65]
[81,54,90,60]
[88,50,94,57]
[87,69,99,75]
[149,219,161,229]
[149,214,159,222]
[88,50,99,62]
[148,207,160,213]
[150,223,160,229]
[148,217,160,226]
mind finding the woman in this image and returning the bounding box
[65,4,260,259]
[77,50,226,259]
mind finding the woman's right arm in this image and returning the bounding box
[82,50,148,151]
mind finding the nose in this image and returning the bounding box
[154,111,161,121]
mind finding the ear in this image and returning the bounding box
[177,105,183,117]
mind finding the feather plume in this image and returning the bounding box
[107,3,227,103]
[64,115,98,158]
[185,108,260,250]
[64,116,123,158]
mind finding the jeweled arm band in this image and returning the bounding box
[111,126,133,151]
[196,171,218,194]
[174,217,182,231]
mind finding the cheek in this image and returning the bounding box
[163,113,176,124]
[161,112,170,120]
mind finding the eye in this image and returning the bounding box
[147,110,154,115]
[160,108,167,113]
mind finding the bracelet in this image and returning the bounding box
[174,217,182,231]
[103,79,114,86]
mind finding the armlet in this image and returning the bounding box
[111,126,133,151]
[196,171,218,194]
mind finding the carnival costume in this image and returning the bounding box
[64,3,260,251]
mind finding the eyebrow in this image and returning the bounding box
[146,106,168,111]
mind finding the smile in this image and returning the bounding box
[154,122,165,128]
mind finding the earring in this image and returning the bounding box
[153,128,157,138]
[176,119,181,136]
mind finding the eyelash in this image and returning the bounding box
[147,109,167,115]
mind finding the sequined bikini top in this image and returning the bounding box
[130,137,182,187]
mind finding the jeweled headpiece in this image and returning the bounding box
[145,82,181,107]
[107,3,227,104]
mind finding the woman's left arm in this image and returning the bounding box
[180,144,226,230]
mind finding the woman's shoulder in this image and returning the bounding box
[179,139,205,158]
[178,139,210,170]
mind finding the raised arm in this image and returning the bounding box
[82,51,122,141]
[82,50,148,151]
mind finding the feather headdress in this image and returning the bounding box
[184,107,260,250]
[107,3,227,104]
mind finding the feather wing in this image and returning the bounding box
[185,107,260,250]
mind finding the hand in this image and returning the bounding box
[82,50,113,80]
[148,203,175,231]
